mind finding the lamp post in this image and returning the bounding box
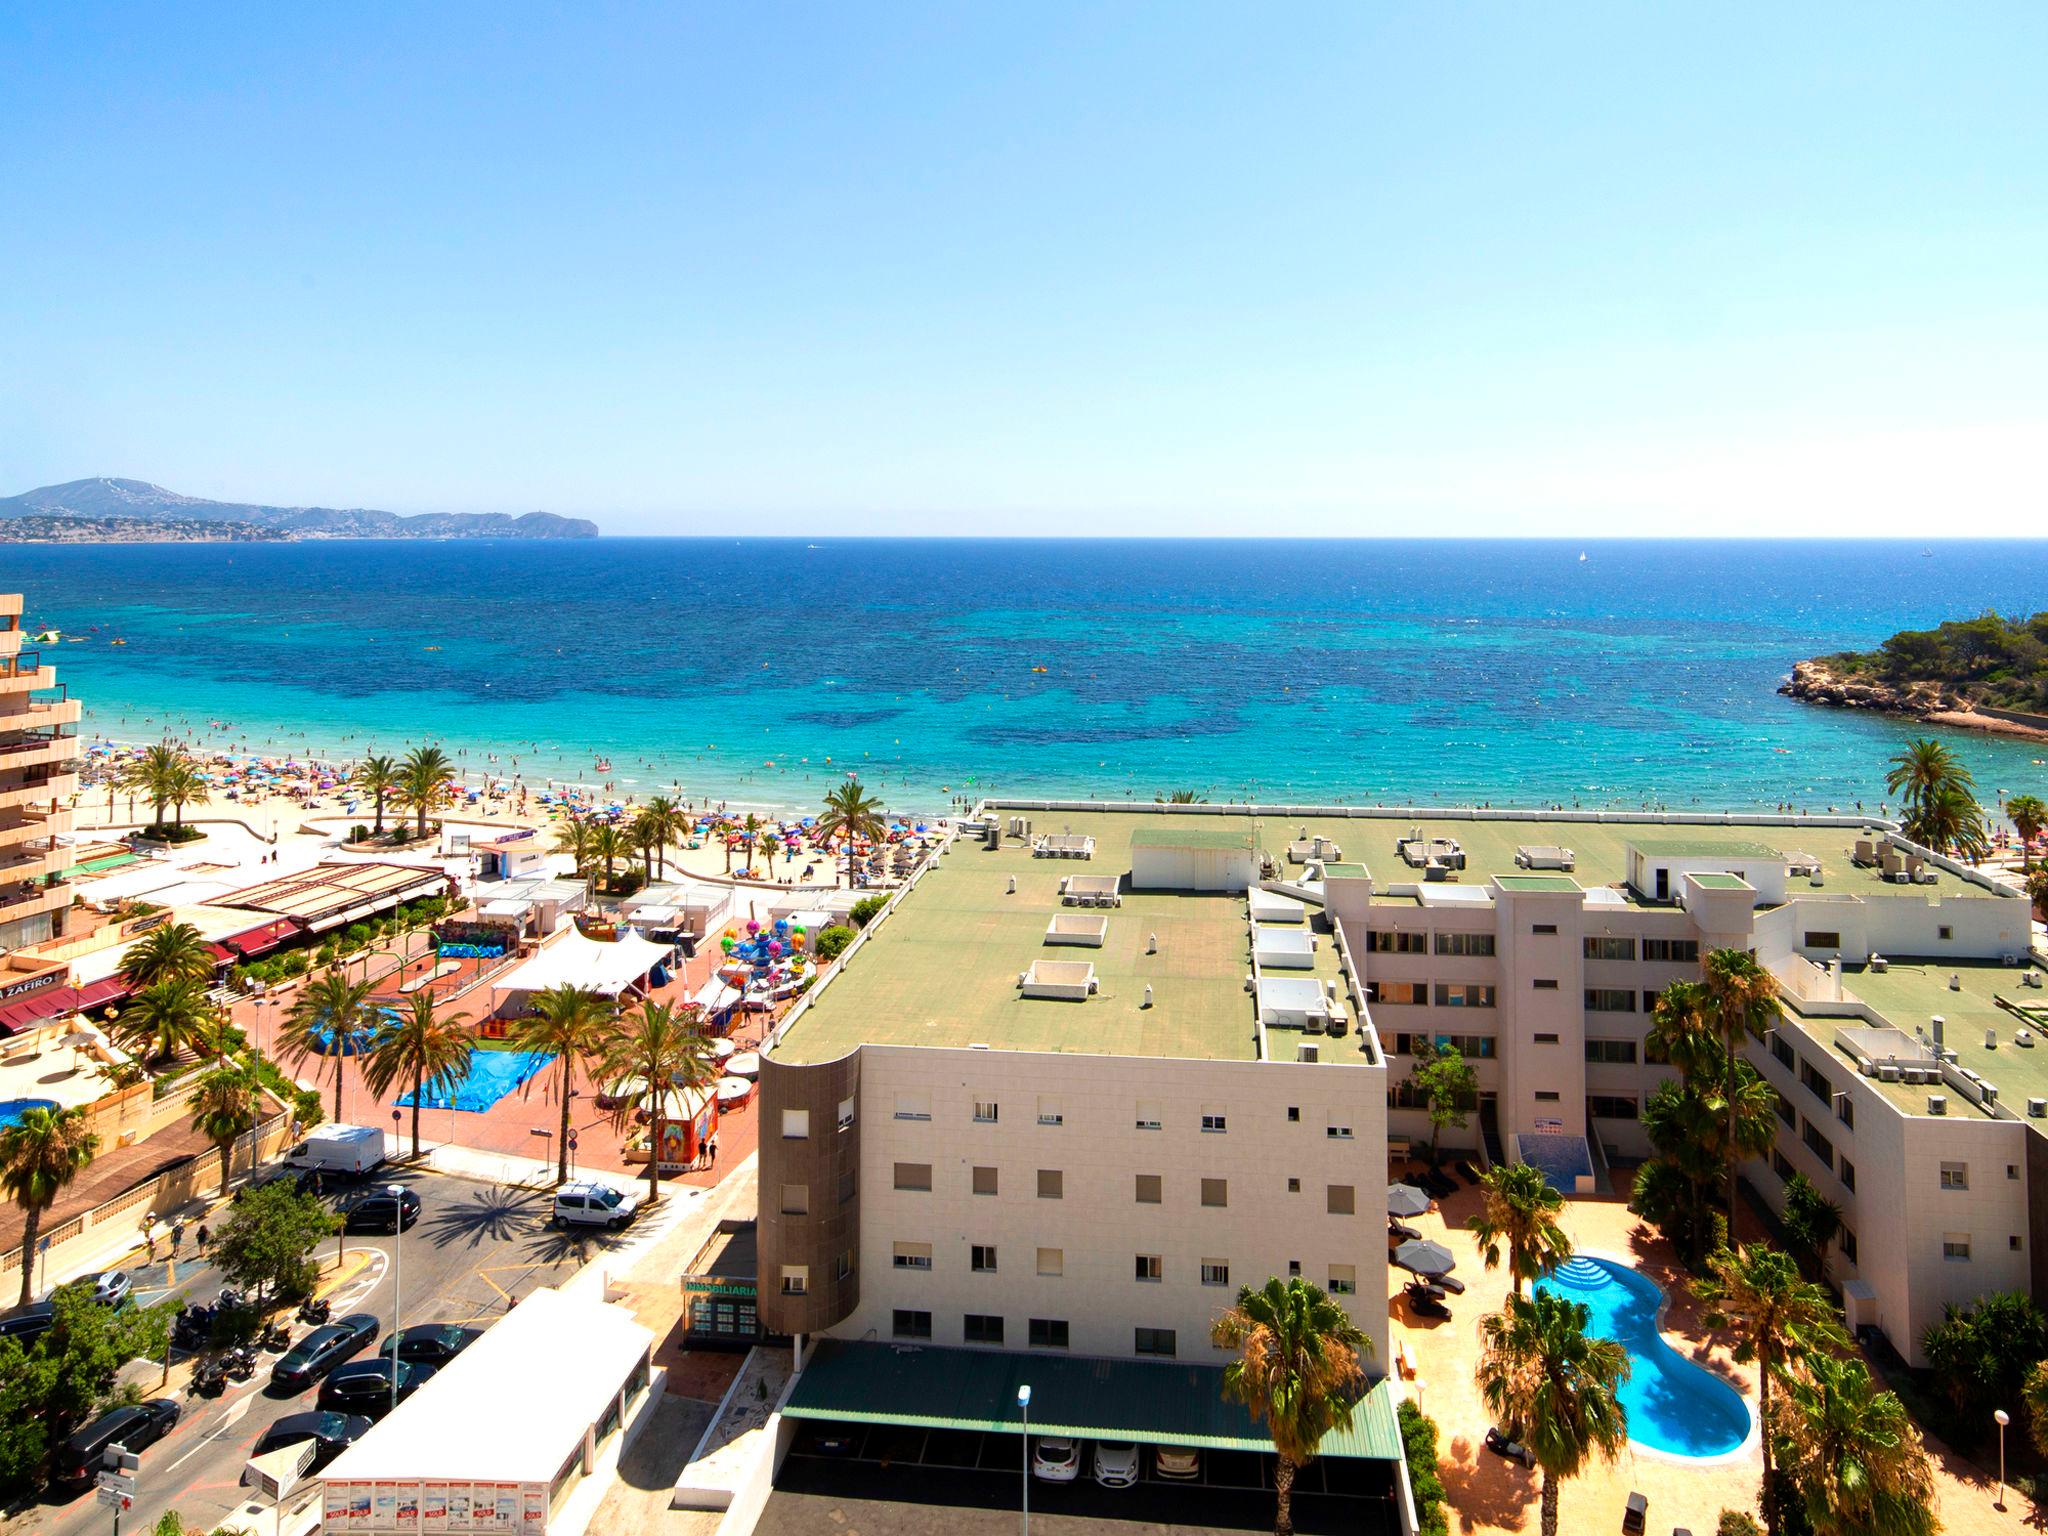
[1017,1383,1031,1535]
[1995,1408,2010,1509]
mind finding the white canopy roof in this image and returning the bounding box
[321,1287,652,1485]
[479,898,532,918]
[692,977,743,1012]
[489,927,668,999]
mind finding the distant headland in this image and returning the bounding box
[1782,611,2048,743]
[0,477,599,541]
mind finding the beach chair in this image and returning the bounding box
[1852,839,1876,866]
[1880,848,1904,880]
[1622,1491,1647,1534]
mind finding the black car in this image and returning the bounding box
[342,1186,421,1234]
[379,1324,482,1367]
[317,1359,437,1419]
[271,1313,381,1390]
[0,1300,55,1346]
[248,1410,373,1476]
[50,1400,180,1490]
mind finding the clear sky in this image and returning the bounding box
[3,4,2043,536]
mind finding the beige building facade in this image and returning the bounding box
[0,594,79,954]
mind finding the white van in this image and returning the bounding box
[551,1181,643,1230]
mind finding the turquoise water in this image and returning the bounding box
[1537,1256,1751,1458]
[0,1098,60,1128]
[10,538,2048,813]
[399,1049,555,1114]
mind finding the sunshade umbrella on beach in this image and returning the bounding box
[1387,1183,1431,1219]
[1393,1238,1457,1277]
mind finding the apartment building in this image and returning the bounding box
[0,594,79,953]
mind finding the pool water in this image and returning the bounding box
[0,1097,60,1128]
[399,1049,556,1114]
[1535,1256,1751,1458]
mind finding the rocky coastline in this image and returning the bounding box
[1781,658,2048,744]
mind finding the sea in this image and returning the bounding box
[7,538,2046,817]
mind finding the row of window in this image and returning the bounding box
[889,1314,1180,1354]
[1363,932,1701,964]
[1369,982,1497,1008]
[890,1102,1371,1136]
[889,1167,1363,1215]
[1366,930,1497,956]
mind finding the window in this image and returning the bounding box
[1433,983,1497,1009]
[1938,925,1953,941]
[972,1100,999,1124]
[1772,1036,1794,1069]
[1037,1169,1063,1199]
[1535,1090,1561,1103]
[780,1266,808,1296]
[1201,1106,1228,1133]
[964,1314,1004,1344]
[1641,938,1699,963]
[1841,1229,1858,1263]
[1134,1254,1162,1282]
[1326,1113,1354,1140]
[1773,1150,1795,1181]
[892,1309,932,1339]
[1201,1259,1230,1287]
[2012,1235,2024,1252]
[972,1165,998,1196]
[894,1091,931,1121]
[1802,931,1841,950]
[780,1109,810,1140]
[1135,1174,1162,1204]
[1287,1259,1301,1277]
[2009,1164,2021,1181]
[1028,1318,1070,1350]
[971,1245,998,1273]
[1584,936,1636,961]
[1201,1177,1228,1208]
[1327,1184,1355,1215]
[1837,1095,1854,1130]
[1435,931,1496,956]
[1534,1031,1560,1044]
[1584,988,1636,1012]
[1532,923,1558,935]
[1533,980,1560,992]
[1800,1060,1833,1102]
[1943,1234,1971,1262]
[894,1162,931,1192]
[1134,1327,1177,1358]
[1286,1105,1300,1123]
[1135,1100,1162,1131]
[835,1251,853,1281]
[837,1168,856,1205]
[1036,1247,1063,1277]
[1394,1032,1496,1060]
[1840,1158,1856,1191]
[1585,1038,1638,1064]
[779,1184,809,1216]
[1286,1177,1301,1193]
[892,1242,933,1271]
[1940,1162,1969,1191]
[1588,1094,1638,1121]
[1801,1119,1834,1170]
[1367,930,1428,954]
[837,1097,855,1132]
[1368,981,1428,1006]
[1037,1096,1063,1126]
[1328,1263,1357,1295]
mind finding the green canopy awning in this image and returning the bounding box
[783,1340,1401,1460]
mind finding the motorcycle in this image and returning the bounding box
[188,1360,226,1398]
[258,1321,291,1353]
[296,1297,331,1325]
[221,1345,257,1382]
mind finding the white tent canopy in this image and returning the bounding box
[489,928,669,1002]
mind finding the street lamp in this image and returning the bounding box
[1017,1383,1031,1535]
[1995,1408,2010,1509]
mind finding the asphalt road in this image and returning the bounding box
[9,1168,646,1536]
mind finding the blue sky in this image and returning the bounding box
[3,4,2043,536]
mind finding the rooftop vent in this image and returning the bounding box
[1980,1083,1998,1106]
[1986,1028,1999,1050]
[1297,1042,1320,1063]
[2018,1030,2035,1048]
[1928,1094,1947,1115]
[2029,1097,2046,1118]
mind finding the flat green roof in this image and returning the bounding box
[1494,874,1582,893]
[1628,837,1783,859]
[1322,862,1370,878]
[784,1339,1402,1460]
[1131,823,1256,850]
[1687,872,1753,890]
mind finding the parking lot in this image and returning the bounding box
[770,1420,1401,1536]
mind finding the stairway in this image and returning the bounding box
[1550,1256,1612,1290]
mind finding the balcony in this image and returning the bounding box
[0,665,58,693]
[0,808,73,850]
[0,772,79,810]
[0,736,81,778]
[0,698,81,737]
[0,842,73,886]
[0,883,72,930]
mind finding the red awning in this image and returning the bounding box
[203,942,237,966]
[0,987,81,1035]
[225,917,301,958]
[73,976,130,1011]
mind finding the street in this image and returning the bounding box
[5,1168,665,1536]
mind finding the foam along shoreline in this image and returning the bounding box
[1780,658,2048,745]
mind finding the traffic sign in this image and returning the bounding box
[96,1472,136,1496]
[103,1449,140,1474]
[95,1485,132,1511]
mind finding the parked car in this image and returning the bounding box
[249,1411,373,1476]
[271,1314,382,1390]
[78,1271,134,1309]
[1091,1441,1140,1489]
[342,1186,421,1234]
[0,1300,55,1346]
[317,1359,437,1419]
[1031,1436,1081,1483]
[551,1181,643,1230]
[1154,1445,1202,1481]
[49,1400,180,1491]
[379,1324,482,1367]
[281,1124,387,1178]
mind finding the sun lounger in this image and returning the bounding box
[1622,1490,1647,1533]
[1484,1427,1534,1467]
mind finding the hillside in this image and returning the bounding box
[0,513,287,543]
[1782,611,2048,732]
[0,478,599,540]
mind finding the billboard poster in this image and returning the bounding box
[446,1482,471,1531]
[325,1484,353,1532]
[467,1486,497,1530]
[348,1487,373,1527]
[397,1483,422,1529]
[421,1483,448,1533]
[521,1485,546,1534]
[494,1484,520,1530]
[374,1483,401,1527]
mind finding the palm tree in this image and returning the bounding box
[640,796,688,878]
[1702,948,1781,1233]
[741,813,763,876]
[2007,793,2046,871]
[511,985,614,1184]
[1919,780,1992,860]
[1646,979,1718,1078]
[399,744,454,840]
[2029,864,2048,924]
[1,1106,99,1305]
[2023,1358,2048,1459]
[816,779,886,889]
[354,754,399,836]
[1773,1353,1936,1536]
[120,742,186,829]
[118,920,215,989]
[596,1001,719,1203]
[1885,737,1989,855]
[1156,788,1208,803]
[281,969,380,1122]
[553,814,595,881]
[1211,1277,1370,1536]
[588,823,628,891]
[1694,1243,1850,1535]
[1475,1292,1631,1536]
[627,809,661,881]
[117,975,220,1064]
[1469,1161,1573,1301]
[189,1063,261,1195]
[759,832,780,878]
[361,993,473,1159]
[1885,736,1970,815]
[167,759,205,827]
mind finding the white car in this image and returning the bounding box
[1154,1445,1201,1481]
[1031,1436,1080,1483]
[1092,1441,1140,1489]
[551,1181,644,1230]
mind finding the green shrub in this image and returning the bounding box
[1397,1399,1449,1536]
[1716,1513,1763,1536]
[813,925,857,961]
[849,895,887,929]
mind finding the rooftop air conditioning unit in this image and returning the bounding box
[1928,1094,1947,1115]
[2029,1098,2047,1119]
[1878,1064,1900,1082]
[2018,1031,2036,1048]
[1297,1042,1320,1063]
[1980,1083,1998,1106]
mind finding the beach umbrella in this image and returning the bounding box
[1393,1238,1456,1277]
[1387,1183,1431,1218]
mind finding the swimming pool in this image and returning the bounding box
[1535,1256,1752,1458]
[399,1049,556,1114]
[0,1097,60,1128]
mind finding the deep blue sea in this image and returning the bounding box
[7,538,2046,814]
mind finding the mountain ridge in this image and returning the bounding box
[0,477,599,539]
